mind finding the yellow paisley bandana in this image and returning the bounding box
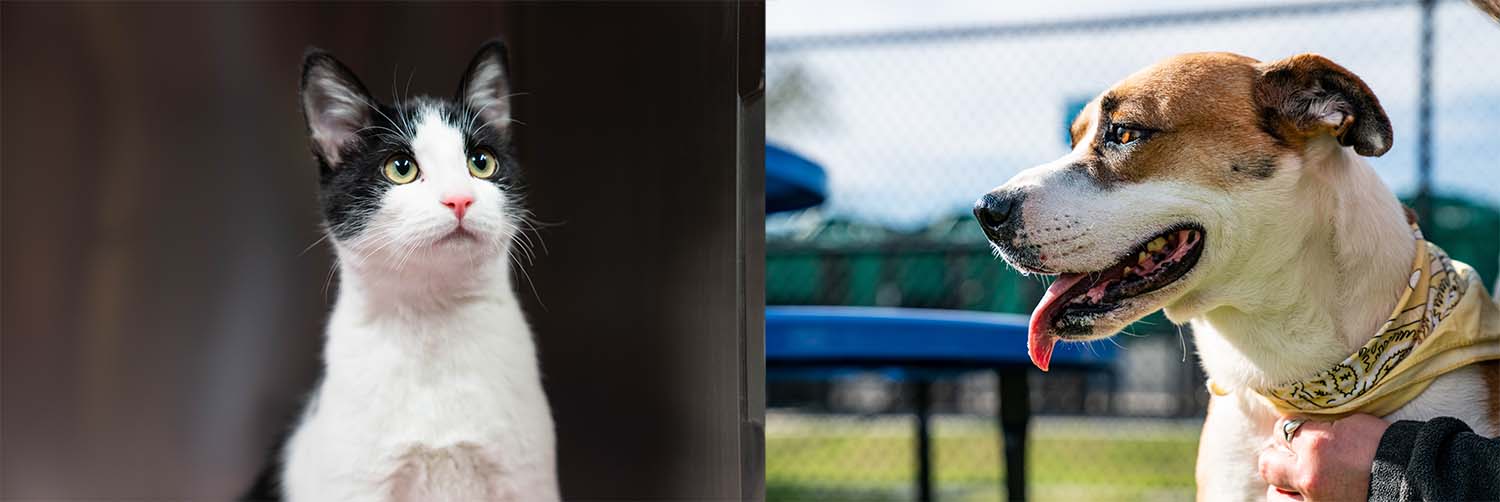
[1209,228,1500,418]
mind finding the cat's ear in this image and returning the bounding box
[301,48,375,166]
[456,40,513,131]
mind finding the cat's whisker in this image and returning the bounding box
[512,224,549,259]
[390,64,403,125]
[507,241,547,311]
[509,230,537,266]
[300,233,333,256]
[514,216,552,256]
[322,258,340,302]
[395,240,421,271]
[357,96,411,140]
[354,125,408,144]
[465,104,485,134]
[393,234,431,273]
[510,204,558,228]
[516,228,541,264]
[392,68,418,141]
[352,225,405,268]
[513,240,536,266]
[494,216,539,265]
[467,102,498,133]
[402,67,417,111]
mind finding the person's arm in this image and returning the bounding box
[1368,416,1500,502]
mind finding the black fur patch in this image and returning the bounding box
[1257,106,1291,147]
[1231,157,1277,179]
[1098,94,1121,117]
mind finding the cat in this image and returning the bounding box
[278,41,558,502]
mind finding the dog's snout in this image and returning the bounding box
[974,191,1024,241]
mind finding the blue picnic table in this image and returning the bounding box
[766,306,1117,501]
[764,145,1119,500]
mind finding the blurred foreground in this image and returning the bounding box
[768,412,1200,501]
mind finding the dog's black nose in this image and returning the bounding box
[974,191,1022,241]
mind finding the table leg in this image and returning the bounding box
[997,367,1028,501]
[913,378,933,502]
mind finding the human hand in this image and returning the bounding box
[1258,414,1391,501]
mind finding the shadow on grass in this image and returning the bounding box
[767,482,908,501]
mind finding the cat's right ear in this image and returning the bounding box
[300,49,375,167]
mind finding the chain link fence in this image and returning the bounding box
[766,1,1500,500]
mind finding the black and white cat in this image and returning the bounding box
[282,41,558,501]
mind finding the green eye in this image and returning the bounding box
[383,155,419,184]
[468,148,498,179]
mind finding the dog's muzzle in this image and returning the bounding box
[973,190,1024,244]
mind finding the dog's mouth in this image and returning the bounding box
[1028,224,1205,370]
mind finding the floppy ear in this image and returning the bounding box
[1254,54,1393,157]
[300,49,375,166]
[456,40,514,131]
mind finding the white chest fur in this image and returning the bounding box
[282,292,558,502]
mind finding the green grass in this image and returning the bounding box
[767,413,1201,501]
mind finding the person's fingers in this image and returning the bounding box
[1279,416,1335,456]
[1258,443,1301,492]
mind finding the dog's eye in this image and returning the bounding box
[1110,125,1150,145]
[468,148,498,179]
[383,155,420,184]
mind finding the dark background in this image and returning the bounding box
[2,2,763,499]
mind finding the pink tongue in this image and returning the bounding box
[1028,273,1087,372]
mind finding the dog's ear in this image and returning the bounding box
[456,40,513,131]
[1254,54,1393,157]
[1472,0,1500,23]
[301,48,375,167]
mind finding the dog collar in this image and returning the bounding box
[1213,228,1500,418]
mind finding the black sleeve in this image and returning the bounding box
[1367,417,1500,502]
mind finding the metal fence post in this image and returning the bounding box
[913,378,935,502]
[998,367,1029,501]
[1417,0,1435,227]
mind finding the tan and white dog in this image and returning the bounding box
[974,52,1500,499]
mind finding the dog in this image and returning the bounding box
[973,52,1500,499]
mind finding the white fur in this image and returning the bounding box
[993,103,1493,499]
[284,110,558,502]
[1185,141,1492,501]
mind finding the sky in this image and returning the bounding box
[767,0,1500,229]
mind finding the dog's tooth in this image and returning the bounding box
[1138,251,1149,264]
[1147,237,1166,252]
[1122,266,1133,276]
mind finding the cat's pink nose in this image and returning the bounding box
[442,194,474,220]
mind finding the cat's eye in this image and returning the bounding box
[383,155,419,184]
[1108,124,1151,145]
[468,148,499,179]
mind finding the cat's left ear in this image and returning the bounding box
[456,40,514,131]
